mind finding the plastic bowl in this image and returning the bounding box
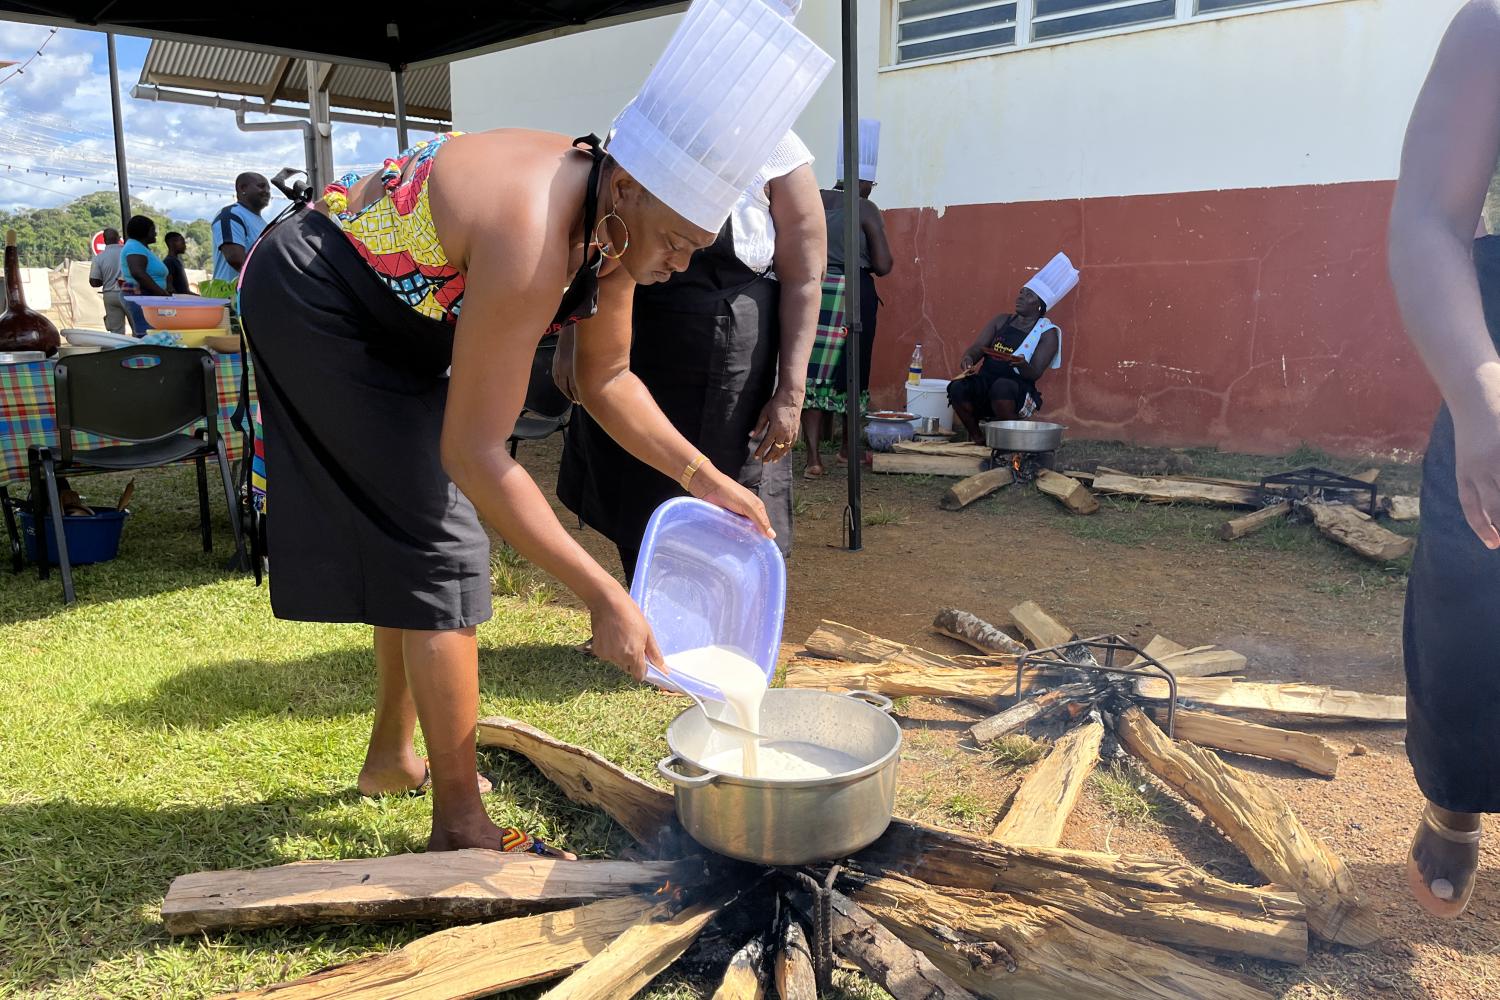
[123,296,230,330]
[18,508,128,565]
[629,497,786,702]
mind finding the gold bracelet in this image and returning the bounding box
[680,453,708,492]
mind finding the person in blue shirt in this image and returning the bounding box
[211,172,271,283]
[121,215,170,336]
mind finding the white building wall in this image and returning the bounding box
[451,0,1459,210]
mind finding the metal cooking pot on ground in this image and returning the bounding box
[983,419,1065,453]
[657,688,901,866]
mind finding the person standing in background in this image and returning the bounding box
[801,118,892,478]
[1387,0,1500,920]
[163,231,191,295]
[212,172,271,283]
[120,215,170,336]
[87,227,126,336]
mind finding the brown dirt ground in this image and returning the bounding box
[515,434,1492,1000]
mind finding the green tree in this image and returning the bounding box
[0,192,214,269]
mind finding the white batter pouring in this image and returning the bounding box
[666,644,769,776]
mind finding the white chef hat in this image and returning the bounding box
[836,117,881,183]
[766,0,802,16]
[608,0,833,234]
[1023,251,1080,310]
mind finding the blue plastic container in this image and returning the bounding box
[630,497,786,702]
[18,508,129,565]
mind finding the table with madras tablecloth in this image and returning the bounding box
[0,353,255,489]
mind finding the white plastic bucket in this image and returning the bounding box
[905,378,953,431]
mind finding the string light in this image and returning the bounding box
[0,29,59,90]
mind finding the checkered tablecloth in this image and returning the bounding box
[0,353,254,488]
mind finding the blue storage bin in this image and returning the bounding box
[18,508,129,565]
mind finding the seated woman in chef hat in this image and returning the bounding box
[947,252,1078,445]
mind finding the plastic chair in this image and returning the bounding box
[508,333,573,458]
[27,345,245,604]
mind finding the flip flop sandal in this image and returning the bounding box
[501,827,572,858]
[803,465,826,480]
[1407,804,1482,918]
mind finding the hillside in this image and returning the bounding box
[0,192,216,270]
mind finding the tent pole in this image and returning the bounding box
[391,68,410,152]
[840,0,863,551]
[304,62,335,192]
[106,33,131,229]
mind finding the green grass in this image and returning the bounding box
[0,467,723,999]
[861,506,909,527]
[943,792,989,824]
[983,734,1046,769]
[1090,762,1184,828]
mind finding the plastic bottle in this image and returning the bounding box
[908,343,924,385]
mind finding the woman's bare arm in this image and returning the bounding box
[1012,329,1059,383]
[861,200,894,277]
[755,164,824,460]
[1389,0,1500,546]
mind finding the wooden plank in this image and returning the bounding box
[1008,601,1076,650]
[992,721,1104,846]
[1115,707,1381,948]
[163,852,691,935]
[1134,677,1405,722]
[1308,503,1415,562]
[1148,707,1339,778]
[215,895,659,999]
[1034,470,1100,515]
[1352,467,1381,483]
[858,820,1306,965]
[541,890,732,1000]
[791,890,978,1000]
[803,620,979,671]
[1091,472,1262,508]
[710,935,767,1000]
[475,716,678,850]
[969,682,1100,745]
[893,440,992,458]
[940,467,1013,510]
[852,875,1276,1000]
[1139,642,1249,679]
[785,657,1013,700]
[872,452,986,477]
[1386,495,1420,521]
[932,608,1028,655]
[774,913,817,1000]
[1219,501,1293,541]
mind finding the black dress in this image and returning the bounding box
[558,219,793,582]
[239,139,607,630]
[1403,235,1500,813]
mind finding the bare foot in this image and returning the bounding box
[1408,803,1481,918]
[358,757,492,797]
[428,817,576,859]
[803,463,825,479]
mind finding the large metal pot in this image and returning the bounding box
[983,419,1065,453]
[657,689,901,866]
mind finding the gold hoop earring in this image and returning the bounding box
[594,212,629,260]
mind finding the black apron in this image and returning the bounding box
[1403,234,1500,812]
[558,219,793,582]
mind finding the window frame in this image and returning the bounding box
[885,0,1357,72]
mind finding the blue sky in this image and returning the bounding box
[0,21,417,220]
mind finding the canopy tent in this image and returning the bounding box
[0,0,870,548]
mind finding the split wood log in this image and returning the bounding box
[1091,472,1262,508]
[1115,706,1381,948]
[1308,503,1414,562]
[785,657,1015,700]
[163,851,692,935]
[992,721,1104,847]
[803,620,983,670]
[1134,676,1405,722]
[1009,601,1075,649]
[1130,636,1247,679]
[858,820,1306,964]
[1147,707,1338,778]
[1219,501,1293,541]
[1093,468,1266,489]
[1034,470,1099,515]
[1352,467,1381,483]
[851,874,1275,1000]
[710,934,767,1000]
[872,452,986,477]
[476,716,677,850]
[774,912,818,1000]
[1386,495,1420,521]
[216,894,659,1000]
[541,889,733,1000]
[941,467,1014,510]
[790,889,978,1000]
[933,608,1029,655]
[893,440,993,458]
[969,682,1099,745]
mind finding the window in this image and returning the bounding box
[891,0,1339,65]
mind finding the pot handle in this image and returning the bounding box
[847,689,895,713]
[657,754,718,789]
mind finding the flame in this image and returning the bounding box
[1011,453,1023,473]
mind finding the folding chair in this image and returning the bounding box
[28,345,245,604]
[508,333,574,459]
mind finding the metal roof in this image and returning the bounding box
[0,3,687,70]
[139,40,452,122]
